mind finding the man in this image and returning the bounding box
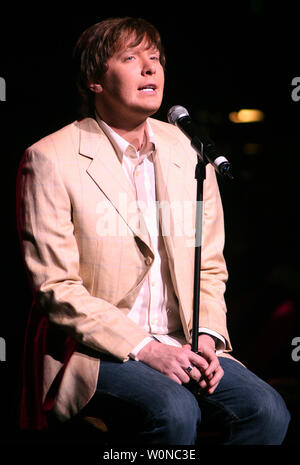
[17,17,290,444]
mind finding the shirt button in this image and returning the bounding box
[145,257,152,266]
[151,281,156,287]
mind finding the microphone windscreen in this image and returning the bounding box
[167,105,189,125]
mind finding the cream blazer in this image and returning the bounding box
[17,117,233,426]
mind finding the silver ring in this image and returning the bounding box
[185,365,193,373]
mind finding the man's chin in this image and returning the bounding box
[136,103,162,119]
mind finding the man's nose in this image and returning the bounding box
[142,58,156,75]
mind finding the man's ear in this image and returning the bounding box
[89,83,103,93]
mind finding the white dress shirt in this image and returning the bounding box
[95,113,225,358]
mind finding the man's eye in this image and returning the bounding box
[124,55,135,61]
[150,55,159,61]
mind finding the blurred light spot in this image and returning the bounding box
[229,109,264,123]
[272,300,296,320]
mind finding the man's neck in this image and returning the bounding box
[95,107,148,151]
[108,121,147,152]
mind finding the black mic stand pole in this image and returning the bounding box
[191,150,206,355]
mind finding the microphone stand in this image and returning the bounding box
[191,153,206,355]
[187,151,206,396]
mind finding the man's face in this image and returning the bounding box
[95,35,165,125]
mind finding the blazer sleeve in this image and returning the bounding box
[16,146,151,361]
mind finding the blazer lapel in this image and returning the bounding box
[78,118,153,253]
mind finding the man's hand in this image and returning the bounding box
[137,335,224,394]
[193,333,224,395]
[137,340,208,386]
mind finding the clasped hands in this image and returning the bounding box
[137,334,224,395]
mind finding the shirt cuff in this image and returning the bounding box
[129,336,154,361]
[198,327,226,352]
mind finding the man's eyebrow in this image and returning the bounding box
[113,43,159,60]
[115,45,135,55]
[119,42,159,53]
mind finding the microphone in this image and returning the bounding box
[167,105,233,179]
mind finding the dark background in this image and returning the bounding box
[0,1,299,447]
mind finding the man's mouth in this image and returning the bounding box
[138,84,157,92]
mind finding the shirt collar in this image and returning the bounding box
[94,110,156,163]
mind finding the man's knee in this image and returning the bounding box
[257,385,290,442]
[244,382,290,444]
[217,359,290,444]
